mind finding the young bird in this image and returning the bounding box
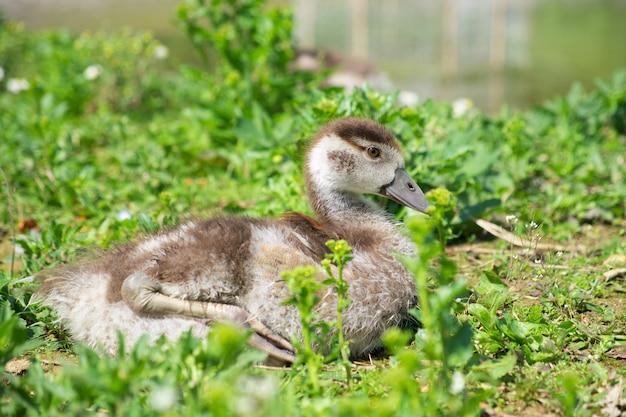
[36,118,429,365]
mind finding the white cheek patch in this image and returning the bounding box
[366,161,397,191]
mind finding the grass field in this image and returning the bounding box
[1,1,625,416]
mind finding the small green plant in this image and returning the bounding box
[399,215,482,414]
[281,266,324,394]
[377,194,521,415]
[281,240,354,391]
[0,303,39,369]
[321,239,353,387]
[556,371,580,417]
[425,187,457,248]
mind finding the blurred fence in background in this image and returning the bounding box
[2,0,626,111]
[295,0,533,110]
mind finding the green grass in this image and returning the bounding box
[1,0,625,416]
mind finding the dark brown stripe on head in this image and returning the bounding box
[317,117,400,151]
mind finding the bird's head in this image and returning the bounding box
[306,118,429,212]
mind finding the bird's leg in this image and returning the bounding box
[121,271,295,365]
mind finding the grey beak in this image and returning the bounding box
[380,168,429,213]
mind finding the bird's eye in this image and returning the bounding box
[366,146,381,159]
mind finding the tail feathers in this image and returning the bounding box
[36,269,208,353]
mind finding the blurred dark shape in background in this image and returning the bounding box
[2,0,625,112]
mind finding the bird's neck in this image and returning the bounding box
[308,185,383,225]
[306,182,414,256]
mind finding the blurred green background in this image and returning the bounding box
[2,0,625,112]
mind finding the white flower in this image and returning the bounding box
[253,377,277,399]
[83,64,102,81]
[154,45,169,60]
[0,67,4,82]
[15,275,34,284]
[452,98,473,117]
[450,371,465,394]
[528,221,538,230]
[116,210,132,221]
[505,215,518,224]
[238,375,277,400]
[7,78,30,94]
[149,386,177,411]
[398,90,419,107]
[234,396,256,416]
